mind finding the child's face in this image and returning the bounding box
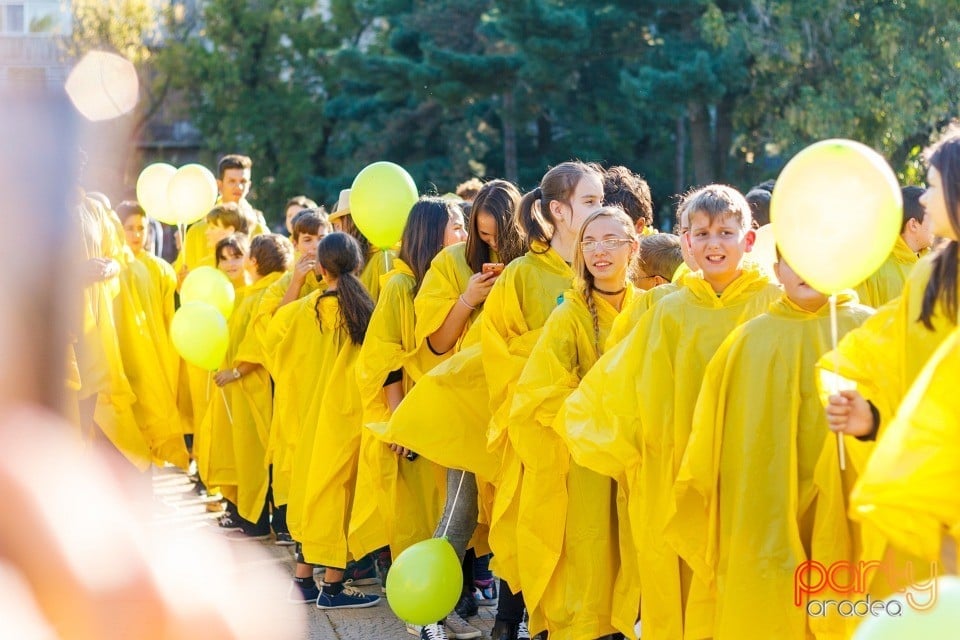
[217,168,251,204]
[920,166,958,241]
[217,248,246,285]
[296,232,323,260]
[552,174,604,238]
[475,210,499,252]
[775,258,828,312]
[122,215,146,253]
[581,216,636,286]
[285,204,307,234]
[686,211,754,291]
[634,265,665,291]
[443,208,468,247]
[205,221,235,248]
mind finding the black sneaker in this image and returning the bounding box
[217,513,243,531]
[343,554,380,586]
[454,592,478,619]
[274,531,295,546]
[419,623,448,639]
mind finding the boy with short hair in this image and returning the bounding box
[561,184,781,640]
[635,233,683,290]
[854,186,935,308]
[667,252,873,640]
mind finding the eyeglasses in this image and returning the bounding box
[580,238,632,252]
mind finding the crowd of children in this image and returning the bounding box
[68,127,960,640]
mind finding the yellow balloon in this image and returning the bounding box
[167,164,218,226]
[179,266,235,319]
[771,139,902,294]
[136,163,177,224]
[170,302,228,371]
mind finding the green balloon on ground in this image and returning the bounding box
[350,161,418,249]
[170,302,228,371]
[385,537,463,625]
[180,266,235,319]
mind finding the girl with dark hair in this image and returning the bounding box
[355,197,478,639]
[511,207,638,640]
[265,232,380,609]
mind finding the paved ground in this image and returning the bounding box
[151,465,498,639]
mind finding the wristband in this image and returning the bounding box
[459,295,477,310]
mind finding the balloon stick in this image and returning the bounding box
[219,386,234,425]
[384,249,392,272]
[178,222,186,267]
[829,293,846,471]
[441,470,466,540]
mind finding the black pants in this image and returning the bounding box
[495,579,524,624]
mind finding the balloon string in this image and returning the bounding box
[829,294,846,471]
[219,386,234,425]
[384,250,392,273]
[441,470,467,540]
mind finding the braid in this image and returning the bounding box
[577,272,601,355]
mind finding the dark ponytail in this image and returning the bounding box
[515,161,604,253]
[919,132,960,329]
[315,232,375,344]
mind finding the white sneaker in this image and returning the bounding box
[420,623,448,639]
[517,617,531,640]
[444,611,481,639]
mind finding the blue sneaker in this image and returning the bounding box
[287,578,320,604]
[316,584,380,609]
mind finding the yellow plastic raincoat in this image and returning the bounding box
[293,293,383,566]
[853,236,922,308]
[561,267,781,640]
[483,241,575,590]
[850,326,960,561]
[667,294,872,640]
[74,198,150,468]
[511,286,637,640]
[413,243,481,351]
[360,248,395,303]
[355,261,447,557]
[606,282,681,348]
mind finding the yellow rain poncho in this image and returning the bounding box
[355,260,446,557]
[172,214,269,273]
[261,291,321,506]
[257,268,323,323]
[483,241,575,590]
[113,245,188,469]
[292,293,381,566]
[360,248,395,303]
[370,243,495,481]
[562,267,781,640]
[667,294,872,640]
[850,326,960,561]
[75,198,149,468]
[606,282,680,348]
[511,286,636,640]
[853,236,921,308]
[413,243,482,351]
[224,271,283,522]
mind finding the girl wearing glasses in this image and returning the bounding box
[510,207,639,640]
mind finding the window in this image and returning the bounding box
[3,4,24,34]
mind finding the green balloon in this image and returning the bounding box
[171,302,229,371]
[350,161,419,249]
[180,266,235,319]
[385,537,462,625]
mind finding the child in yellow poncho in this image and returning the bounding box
[667,254,873,640]
[257,209,330,323]
[562,185,781,640]
[210,234,292,539]
[482,162,605,639]
[853,186,934,308]
[511,207,639,640]
[287,232,381,610]
[356,197,478,637]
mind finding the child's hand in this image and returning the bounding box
[826,390,875,437]
[388,443,411,458]
[213,370,238,387]
[462,271,497,308]
[292,254,315,284]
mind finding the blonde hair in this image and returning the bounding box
[573,206,637,353]
[677,184,752,231]
[638,233,683,280]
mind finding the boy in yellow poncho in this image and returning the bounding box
[287,232,381,610]
[210,234,292,540]
[257,209,330,324]
[607,232,686,348]
[562,185,781,640]
[667,253,873,640]
[112,201,189,469]
[511,208,639,640]
[853,186,934,308]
